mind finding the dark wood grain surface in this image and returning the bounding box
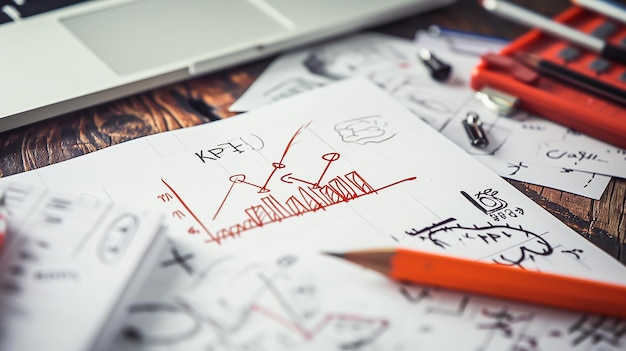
[1,0,624,262]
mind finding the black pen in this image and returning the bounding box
[516,52,626,106]
[481,0,626,64]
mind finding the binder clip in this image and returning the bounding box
[475,87,519,116]
[463,112,489,148]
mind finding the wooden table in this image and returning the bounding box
[1,0,624,263]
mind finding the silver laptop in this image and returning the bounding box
[0,0,454,132]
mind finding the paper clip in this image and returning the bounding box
[463,112,489,148]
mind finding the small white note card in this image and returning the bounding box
[0,182,168,351]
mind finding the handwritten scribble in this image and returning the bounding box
[477,308,534,338]
[161,247,195,275]
[568,314,626,347]
[367,70,452,115]
[334,116,395,145]
[507,162,528,176]
[254,272,389,349]
[560,169,599,189]
[162,121,415,244]
[0,237,50,295]
[561,248,583,260]
[208,171,415,244]
[583,173,596,189]
[404,218,554,268]
[406,95,452,114]
[147,255,392,350]
[195,135,264,163]
[161,178,216,243]
[122,302,202,346]
[213,122,312,220]
[461,189,508,214]
[262,122,312,193]
[400,285,433,304]
[546,149,608,166]
[98,213,139,264]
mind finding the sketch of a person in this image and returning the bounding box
[334,116,395,145]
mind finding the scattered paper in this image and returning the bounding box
[229,31,621,199]
[3,79,625,350]
[0,182,167,351]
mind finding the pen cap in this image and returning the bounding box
[418,49,452,81]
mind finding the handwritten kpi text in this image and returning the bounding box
[195,135,264,163]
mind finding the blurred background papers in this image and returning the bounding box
[228,29,619,199]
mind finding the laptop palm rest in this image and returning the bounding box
[61,0,290,75]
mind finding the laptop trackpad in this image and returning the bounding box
[61,0,289,75]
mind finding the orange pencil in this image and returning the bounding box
[326,248,626,318]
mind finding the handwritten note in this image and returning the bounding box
[475,155,609,197]
[2,79,625,350]
[230,31,621,199]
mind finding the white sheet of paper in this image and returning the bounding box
[0,182,167,351]
[475,155,611,198]
[3,79,625,350]
[490,115,626,176]
[229,32,413,113]
[228,31,618,198]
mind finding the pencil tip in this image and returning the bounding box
[322,251,345,259]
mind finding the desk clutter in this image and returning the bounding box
[230,30,626,200]
[1,2,626,351]
[475,0,626,149]
[1,77,625,350]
